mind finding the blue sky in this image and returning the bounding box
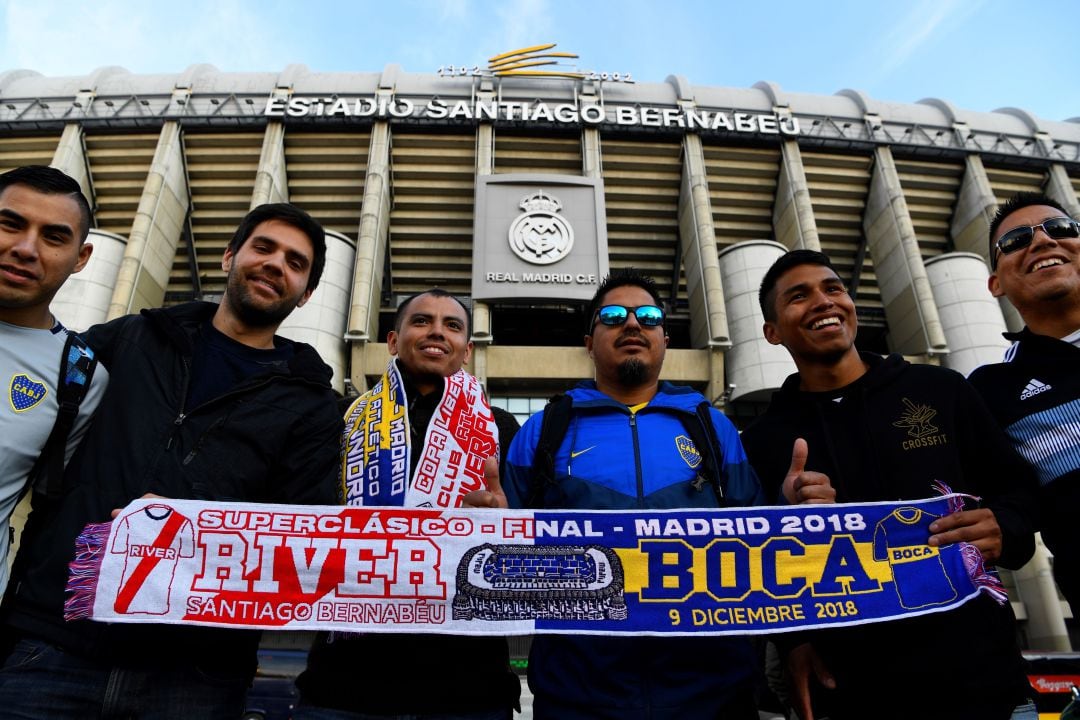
[1,0,1077,122]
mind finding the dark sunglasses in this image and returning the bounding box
[593,304,665,328]
[993,217,1080,268]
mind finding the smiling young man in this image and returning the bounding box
[0,166,107,594]
[968,192,1080,616]
[503,268,766,720]
[740,249,1038,720]
[0,203,342,718]
[294,288,522,720]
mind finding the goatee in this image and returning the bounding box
[617,358,648,386]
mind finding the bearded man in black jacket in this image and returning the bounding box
[0,203,342,719]
[741,249,1038,720]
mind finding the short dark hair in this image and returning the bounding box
[759,249,841,322]
[229,203,326,292]
[988,192,1071,270]
[0,165,93,242]
[585,267,665,334]
[394,288,472,337]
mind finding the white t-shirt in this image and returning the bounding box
[0,319,108,592]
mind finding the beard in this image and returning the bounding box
[226,271,300,329]
[617,357,648,386]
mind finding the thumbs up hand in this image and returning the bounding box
[781,438,836,505]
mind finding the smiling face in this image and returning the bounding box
[0,183,92,329]
[585,284,668,394]
[764,262,859,366]
[989,204,1080,321]
[387,292,473,394]
[220,219,315,330]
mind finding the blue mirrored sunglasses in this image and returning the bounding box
[593,304,665,328]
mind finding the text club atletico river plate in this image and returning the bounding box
[65,494,1005,635]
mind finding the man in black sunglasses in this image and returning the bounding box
[969,191,1080,616]
[502,267,770,720]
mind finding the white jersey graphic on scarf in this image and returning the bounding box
[110,505,195,615]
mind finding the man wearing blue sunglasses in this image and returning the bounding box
[969,192,1080,617]
[503,267,770,719]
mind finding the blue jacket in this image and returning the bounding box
[504,381,764,719]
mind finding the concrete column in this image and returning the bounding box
[773,140,821,251]
[951,154,1023,332]
[251,121,289,207]
[51,123,94,209]
[52,229,127,331]
[863,146,947,356]
[469,106,497,390]
[1046,164,1080,218]
[923,253,1009,377]
[107,121,189,318]
[952,155,998,259]
[717,240,795,403]
[678,132,729,349]
[278,231,355,393]
[346,120,391,394]
[1015,537,1072,650]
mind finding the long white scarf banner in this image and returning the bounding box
[65,494,1004,636]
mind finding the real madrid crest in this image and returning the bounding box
[508,189,575,265]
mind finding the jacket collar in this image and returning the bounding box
[142,301,333,386]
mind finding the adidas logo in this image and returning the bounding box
[1020,379,1052,400]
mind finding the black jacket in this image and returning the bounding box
[5,302,342,675]
[741,352,1037,719]
[969,328,1080,611]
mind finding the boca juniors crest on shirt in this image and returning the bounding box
[9,373,47,412]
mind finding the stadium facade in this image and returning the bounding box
[2,57,1079,650]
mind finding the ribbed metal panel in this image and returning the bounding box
[170,131,262,300]
[894,157,963,259]
[601,136,682,300]
[703,145,780,250]
[284,129,368,240]
[984,165,1045,203]
[84,131,158,236]
[0,134,60,174]
[389,131,475,295]
[494,133,581,175]
[801,150,882,315]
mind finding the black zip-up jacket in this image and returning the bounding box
[741,352,1037,720]
[969,328,1080,613]
[4,302,341,676]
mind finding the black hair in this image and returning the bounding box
[988,192,1071,269]
[585,267,665,334]
[394,288,472,337]
[758,249,841,322]
[0,165,93,242]
[228,203,326,292]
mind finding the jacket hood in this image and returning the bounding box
[766,351,908,411]
[142,301,333,386]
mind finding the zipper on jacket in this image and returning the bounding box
[630,412,645,509]
[165,356,194,451]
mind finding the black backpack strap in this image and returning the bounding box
[685,400,726,504]
[526,393,572,509]
[30,332,98,501]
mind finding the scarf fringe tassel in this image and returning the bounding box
[63,521,111,621]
